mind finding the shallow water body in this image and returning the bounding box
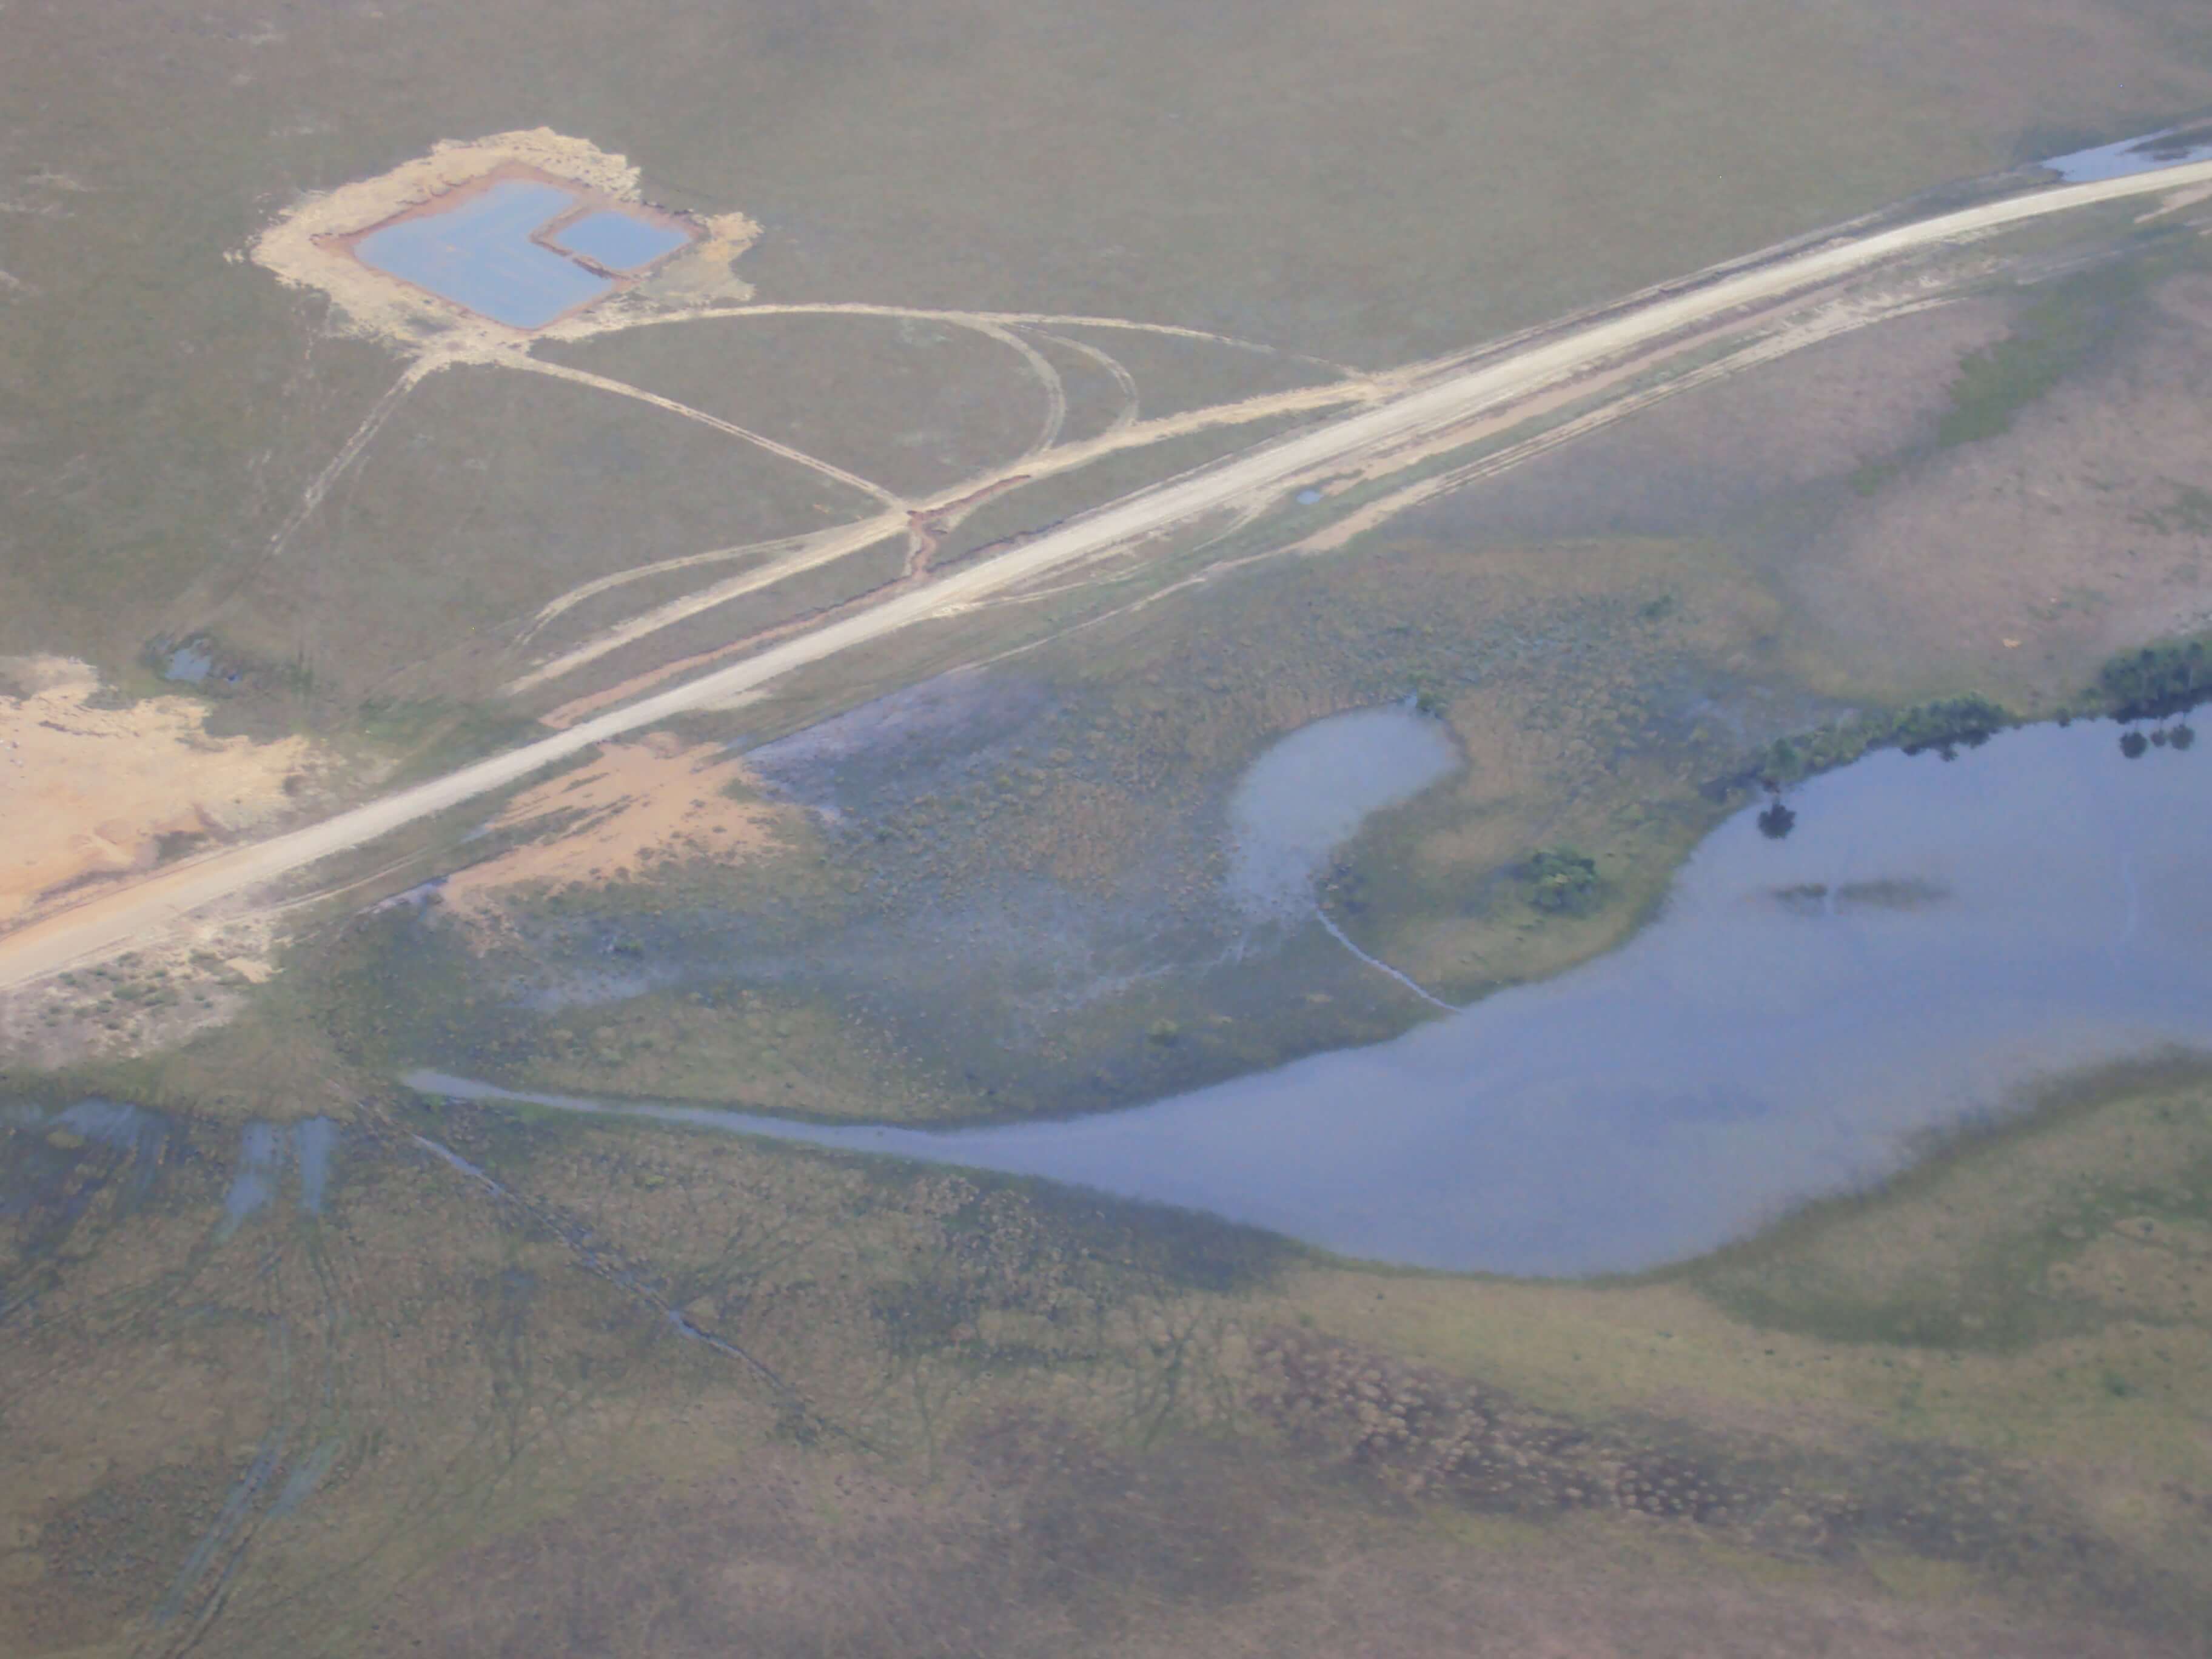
[550,209,691,272]
[218,1121,284,1236]
[354,178,612,329]
[1225,702,1461,917]
[412,719,2212,1276]
[2040,126,2212,183]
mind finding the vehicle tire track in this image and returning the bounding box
[512,357,906,509]
[7,159,2208,991]
[609,298,1361,376]
[1027,327,1142,437]
[391,1120,857,1441]
[504,380,1376,692]
[506,527,850,654]
[264,359,435,560]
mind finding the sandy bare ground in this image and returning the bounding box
[0,656,318,926]
[4,158,2210,994]
[436,732,788,930]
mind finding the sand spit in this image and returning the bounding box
[0,657,323,928]
[246,129,760,364]
[438,733,788,932]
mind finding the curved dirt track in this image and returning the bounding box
[5,158,2211,993]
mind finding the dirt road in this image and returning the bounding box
[5,157,2210,993]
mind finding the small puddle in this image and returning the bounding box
[216,1122,284,1238]
[2039,124,2212,183]
[163,645,213,684]
[1225,701,1460,918]
[407,717,2212,1276]
[293,1117,340,1215]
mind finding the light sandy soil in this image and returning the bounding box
[0,657,319,925]
[438,733,789,931]
[249,129,760,367]
[7,159,2212,996]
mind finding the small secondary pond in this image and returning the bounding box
[1226,700,1460,917]
[409,716,2212,1276]
[2040,124,2212,183]
[355,178,614,330]
[549,209,692,273]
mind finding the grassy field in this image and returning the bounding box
[6,0,2211,692]
[14,2,2212,1652]
[4,1055,2210,1655]
[109,216,2204,1143]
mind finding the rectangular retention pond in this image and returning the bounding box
[548,209,693,273]
[353,177,615,330]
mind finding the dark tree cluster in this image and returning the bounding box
[1523,846,1603,914]
[2119,722,2194,759]
[2097,637,2212,722]
[1753,695,2013,791]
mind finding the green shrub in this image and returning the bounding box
[1523,847,1602,915]
[1754,695,2013,788]
[2095,636,2212,720]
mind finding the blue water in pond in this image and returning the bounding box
[1226,702,1460,917]
[549,209,691,273]
[355,179,613,329]
[407,716,2212,1278]
[2041,126,2212,183]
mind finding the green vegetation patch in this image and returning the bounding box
[1932,272,2130,451]
[1751,694,2013,788]
[1752,626,2212,793]
[2094,632,2212,721]
[1520,846,1603,915]
[1844,255,2143,498]
[1687,1063,2212,1354]
[2131,481,2212,538]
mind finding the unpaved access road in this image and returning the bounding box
[6,157,2211,993]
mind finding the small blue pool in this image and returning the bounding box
[355,178,615,330]
[549,209,694,273]
[2040,126,2212,183]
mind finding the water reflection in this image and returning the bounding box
[2121,720,2197,759]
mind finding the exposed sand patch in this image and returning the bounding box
[440,732,788,927]
[247,129,759,365]
[0,657,318,928]
[0,907,281,1071]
